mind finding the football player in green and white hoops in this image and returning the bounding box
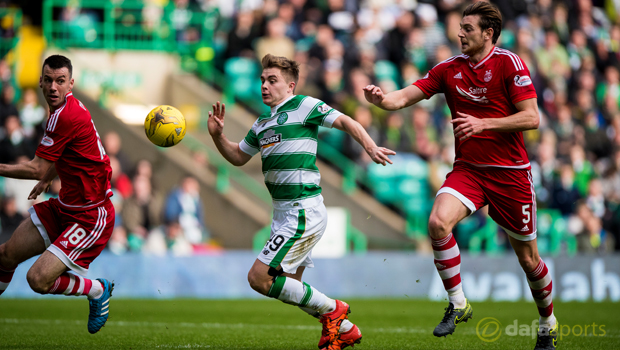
[208,54,395,350]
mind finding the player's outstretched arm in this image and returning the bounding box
[208,101,252,166]
[0,155,53,181]
[363,84,426,111]
[332,115,396,166]
[28,164,57,200]
[452,98,540,141]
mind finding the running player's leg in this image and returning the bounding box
[248,259,337,315]
[26,251,103,298]
[508,235,557,349]
[249,205,353,348]
[430,164,484,337]
[485,168,557,349]
[0,218,46,295]
[428,194,474,336]
[30,198,116,333]
[281,265,358,350]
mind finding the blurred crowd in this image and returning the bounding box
[202,0,620,253]
[3,0,620,254]
[0,58,214,255]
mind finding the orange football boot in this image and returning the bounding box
[318,300,350,348]
[327,324,363,350]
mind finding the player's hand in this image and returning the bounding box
[28,180,51,200]
[452,111,486,141]
[208,101,225,137]
[363,85,385,106]
[368,146,396,166]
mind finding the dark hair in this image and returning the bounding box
[463,2,502,44]
[261,54,300,86]
[42,55,73,77]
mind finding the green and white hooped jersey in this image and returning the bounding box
[239,95,343,210]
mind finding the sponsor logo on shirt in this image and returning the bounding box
[41,135,54,146]
[514,75,532,87]
[454,72,463,79]
[484,70,492,82]
[259,129,282,148]
[60,241,69,248]
[317,104,331,114]
[456,85,489,103]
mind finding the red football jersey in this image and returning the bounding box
[414,47,537,169]
[36,92,113,211]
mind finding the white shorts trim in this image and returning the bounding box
[28,206,51,247]
[47,245,89,277]
[436,187,476,214]
[499,225,537,242]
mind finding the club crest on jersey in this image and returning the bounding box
[259,129,282,148]
[514,75,532,87]
[276,112,288,125]
[41,135,54,146]
[318,104,331,114]
[484,70,492,82]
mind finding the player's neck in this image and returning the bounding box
[468,44,494,65]
[48,98,66,113]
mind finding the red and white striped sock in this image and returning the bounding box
[47,273,103,299]
[432,232,466,308]
[0,264,15,296]
[526,259,556,328]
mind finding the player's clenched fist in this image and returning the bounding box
[363,85,385,105]
[208,101,225,137]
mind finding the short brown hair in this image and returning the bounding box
[463,2,502,44]
[261,54,300,85]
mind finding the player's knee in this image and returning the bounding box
[26,269,52,294]
[0,244,18,269]
[428,214,450,239]
[518,254,539,272]
[247,271,270,295]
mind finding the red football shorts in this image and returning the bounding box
[437,161,537,241]
[29,198,115,276]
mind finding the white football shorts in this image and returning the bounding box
[257,202,327,274]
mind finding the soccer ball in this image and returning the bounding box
[144,105,186,147]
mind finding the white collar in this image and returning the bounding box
[271,95,296,115]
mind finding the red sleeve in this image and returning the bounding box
[36,109,74,162]
[413,63,445,98]
[504,54,537,104]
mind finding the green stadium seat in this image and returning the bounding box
[224,57,262,102]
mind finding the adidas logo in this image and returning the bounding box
[60,241,68,248]
[454,72,462,79]
[435,262,446,269]
[538,290,550,298]
[520,225,529,232]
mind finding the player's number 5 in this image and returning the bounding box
[522,204,531,224]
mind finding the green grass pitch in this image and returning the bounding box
[0,298,618,349]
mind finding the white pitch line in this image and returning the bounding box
[0,318,434,334]
[1,318,618,338]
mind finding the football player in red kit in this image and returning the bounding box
[364,3,557,350]
[0,55,114,334]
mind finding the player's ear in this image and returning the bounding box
[485,28,493,41]
[69,78,74,91]
[289,81,296,94]
[39,76,42,88]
